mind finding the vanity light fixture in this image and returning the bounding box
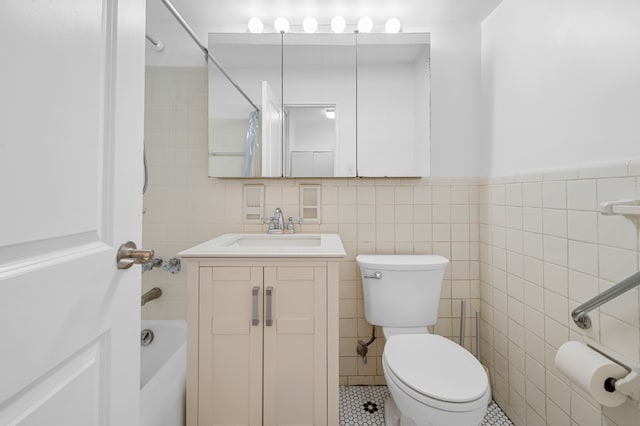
[330,16,346,33]
[274,17,290,33]
[385,18,402,33]
[247,16,401,34]
[358,16,374,33]
[247,17,264,33]
[302,16,318,33]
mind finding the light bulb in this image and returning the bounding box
[302,16,318,33]
[385,18,401,33]
[274,17,290,33]
[358,16,373,33]
[247,17,264,34]
[331,16,346,33]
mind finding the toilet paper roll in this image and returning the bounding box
[555,341,628,407]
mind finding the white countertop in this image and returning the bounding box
[177,233,346,258]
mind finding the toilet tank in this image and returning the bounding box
[356,255,449,327]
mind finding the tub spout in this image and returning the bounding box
[141,287,162,306]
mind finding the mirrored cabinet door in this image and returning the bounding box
[356,33,431,177]
[283,34,357,177]
[207,32,430,178]
[208,33,282,177]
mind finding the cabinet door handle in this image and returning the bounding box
[265,287,273,326]
[251,286,260,326]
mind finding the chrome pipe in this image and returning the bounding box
[459,299,466,347]
[572,271,640,329]
[159,0,260,112]
[475,309,481,361]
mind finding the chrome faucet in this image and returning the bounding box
[141,287,162,306]
[262,208,286,234]
[273,207,285,232]
[262,208,302,234]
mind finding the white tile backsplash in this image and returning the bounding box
[523,207,543,233]
[480,165,640,426]
[567,179,598,211]
[523,182,543,207]
[543,208,567,238]
[598,214,638,251]
[597,177,637,205]
[543,181,567,209]
[567,210,599,243]
[568,240,599,277]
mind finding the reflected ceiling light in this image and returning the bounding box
[274,17,290,33]
[385,18,401,33]
[331,16,346,33]
[247,17,264,34]
[358,16,373,33]
[325,108,336,119]
[302,16,318,33]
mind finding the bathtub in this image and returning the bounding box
[140,320,186,426]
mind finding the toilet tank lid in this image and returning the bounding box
[356,255,449,271]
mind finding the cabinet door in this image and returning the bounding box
[199,267,263,425]
[263,266,327,425]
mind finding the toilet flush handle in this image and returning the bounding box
[363,271,382,279]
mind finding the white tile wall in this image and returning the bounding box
[479,163,640,426]
[145,67,640,424]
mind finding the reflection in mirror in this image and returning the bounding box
[356,33,430,177]
[284,105,338,177]
[208,34,282,177]
[283,34,356,177]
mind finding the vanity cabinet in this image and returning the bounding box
[184,258,340,426]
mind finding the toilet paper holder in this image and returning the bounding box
[584,337,640,405]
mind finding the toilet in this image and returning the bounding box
[356,255,490,426]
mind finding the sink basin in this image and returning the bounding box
[178,233,345,258]
[228,234,322,248]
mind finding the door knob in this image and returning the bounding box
[117,241,155,270]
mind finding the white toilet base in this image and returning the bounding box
[385,396,418,426]
[384,365,490,426]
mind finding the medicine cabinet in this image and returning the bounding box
[207,32,430,178]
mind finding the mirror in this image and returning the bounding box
[207,32,430,178]
[283,34,356,177]
[284,105,339,177]
[207,33,282,177]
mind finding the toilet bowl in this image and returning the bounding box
[355,255,490,426]
[382,334,490,426]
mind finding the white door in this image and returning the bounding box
[0,1,145,425]
[261,81,283,177]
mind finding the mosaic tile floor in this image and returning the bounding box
[339,386,513,426]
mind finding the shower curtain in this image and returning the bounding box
[243,110,259,176]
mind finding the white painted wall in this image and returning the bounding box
[481,0,640,176]
[426,24,482,177]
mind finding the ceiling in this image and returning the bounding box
[147,0,504,28]
[145,0,503,65]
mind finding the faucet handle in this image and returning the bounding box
[261,217,276,231]
[287,217,303,233]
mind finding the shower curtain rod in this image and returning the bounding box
[160,0,260,112]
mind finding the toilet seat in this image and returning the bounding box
[383,334,489,412]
